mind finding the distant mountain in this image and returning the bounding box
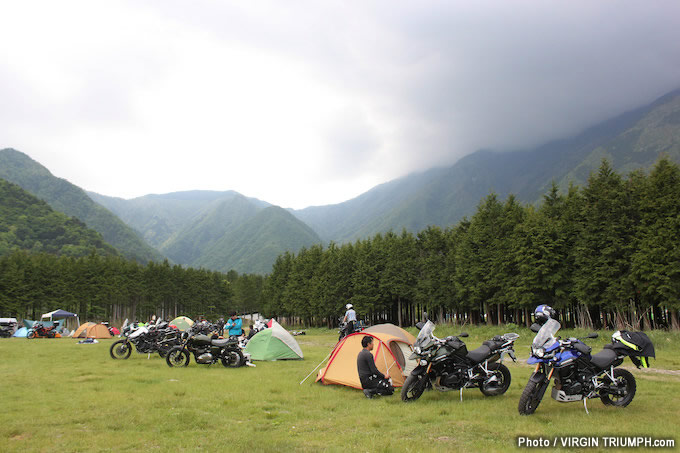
[91,190,319,274]
[294,88,680,242]
[193,206,322,274]
[0,149,164,262]
[0,178,118,257]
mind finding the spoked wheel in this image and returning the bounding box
[166,348,190,367]
[480,363,511,396]
[401,374,428,402]
[27,331,36,339]
[518,378,544,415]
[221,349,244,368]
[601,368,636,407]
[110,340,133,359]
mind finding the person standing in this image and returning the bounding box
[343,303,357,335]
[357,336,394,398]
[225,312,243,337]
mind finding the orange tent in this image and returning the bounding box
[72,322,112,339]
[316,324,417,389]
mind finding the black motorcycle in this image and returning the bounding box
[518,316,655,415]
[109,321,180,359]
[402,320,518,402]
[165,328,244,368]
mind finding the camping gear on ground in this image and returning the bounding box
[77,338,99,344]
[27,322,62,339]
[169,316,194,332]
[607,330,655,369]
[0,318,18,337]
[12,327,29,338]
[315,323,416,389]
[244,320,303,361]
[110,321,180,359]
[72,322,112,339]
[518,307,652,416]
[401,320,518,402]
[165,325,245,368]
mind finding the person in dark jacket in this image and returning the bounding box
[357,336,394,398]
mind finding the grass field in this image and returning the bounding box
[1,325,679,452]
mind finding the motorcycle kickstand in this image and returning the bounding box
[147,353,151,360]
[583,398,589,415]
[460,387,463,402]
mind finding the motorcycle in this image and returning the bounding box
[518,316,655,415]
[402,320,518,402]
[109,320,180,359]
[338,318,367,342]
[165,327,245,368]
[27,322,61,339]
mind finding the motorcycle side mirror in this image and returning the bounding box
[587,332,598,339]
[415,322,425,330]
[530,323,541,333]
[458,332,469,338]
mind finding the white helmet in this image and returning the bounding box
[346,304,353,309]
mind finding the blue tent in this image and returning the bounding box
[13,327,28,337]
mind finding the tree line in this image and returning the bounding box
[0,252,264,324]
[2,158,679,330]
[262,158,680,330]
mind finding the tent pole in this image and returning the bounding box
[299,351,332,386]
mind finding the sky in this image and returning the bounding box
[1,1,680,209]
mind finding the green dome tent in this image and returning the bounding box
[170,316,194,331]
[244,320,303,360]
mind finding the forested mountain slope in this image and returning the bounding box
[0,178,118,257]
[294,89,680,243]
[0,149,163,262]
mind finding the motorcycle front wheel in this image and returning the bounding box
[401,373,428,402]
[166,348,190,367]
[110,340,132,359]
[27,331,36,339]
[600,368,636,407]
[221,349,244,368]
[518,378,544,415]
[479,363,511,396]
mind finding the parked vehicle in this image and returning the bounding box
[166,327,244,368]
[338,318,367,342]
[109,320,180,359]
[402,320,518,402]
[518,305,655,415]
[27,322,61,339]
[0,318,18,338]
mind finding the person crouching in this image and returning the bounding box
[357,336,394,399]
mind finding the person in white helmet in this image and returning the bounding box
[343,303,357,335]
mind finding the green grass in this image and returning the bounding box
[1,326,679,452]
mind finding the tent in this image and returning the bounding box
[245,320,303,360]
[72,322,112,339]
[316,324,417,389]
[41,309,80,331]
[13,327,29,337]
[170,316,194,331]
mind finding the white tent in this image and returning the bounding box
[41,309,80,331]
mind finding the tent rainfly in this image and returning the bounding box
[245,320,303,360]
[72,322,112,339]
[170,316,194,331]
[316,324,417,389]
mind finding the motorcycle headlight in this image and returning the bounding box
[533,347,545,358]
[414,346,422,355]
[419,359,428,366]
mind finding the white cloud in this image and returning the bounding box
[1,1,679,208]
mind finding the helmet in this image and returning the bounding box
[534,304,556,324]
[346,304,353,309]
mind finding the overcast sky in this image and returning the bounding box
[1,1,679,209]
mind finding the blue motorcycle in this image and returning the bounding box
[518,306,654,415]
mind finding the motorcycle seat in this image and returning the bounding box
[211,338,235,347]
[466,345,491,363]
[589,348,618,370]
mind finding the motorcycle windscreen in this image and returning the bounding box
[532,318,561,348]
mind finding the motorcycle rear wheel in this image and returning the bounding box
[221,349,244,368]
[518,379,543,415]
[110,340,132,359]
[166,348,190,367]
[479,363,511,396]
[401,373,428,402]
[600,368,636,407]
